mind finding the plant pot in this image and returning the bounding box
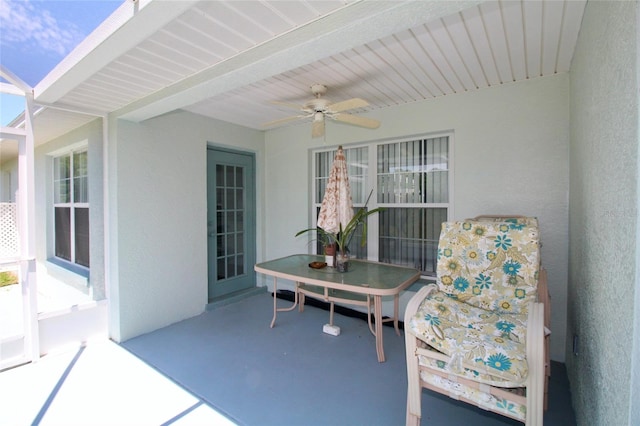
[324,243,337,267]
[324,243,336,255]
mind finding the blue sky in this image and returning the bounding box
[1,0,123,125]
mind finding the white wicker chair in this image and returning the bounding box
[404,217,550,425]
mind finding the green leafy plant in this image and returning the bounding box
[295,206,384,257]
[295,225,335,252]
[334,206,384,256]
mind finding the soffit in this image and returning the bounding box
[25,0,586,144]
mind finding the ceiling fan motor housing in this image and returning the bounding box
[310,83,327,97]
[305,97,331,113]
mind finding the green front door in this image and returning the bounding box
[207,147,256,300]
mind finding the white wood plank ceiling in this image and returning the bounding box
[185,0,586,130]
[25,0,586,144]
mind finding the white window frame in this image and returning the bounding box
[51,148,90,271]
[311,132,454,275]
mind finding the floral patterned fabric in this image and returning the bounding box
[408,218,540,385]
[437,218,539,315]
[316,146,354,235]
[411,288,529,384]
[419,369,526,421]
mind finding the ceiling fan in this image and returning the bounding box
[263,84,380,138]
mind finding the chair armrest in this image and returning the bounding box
[526,302,545,355]
[526,301,545,425]
[537,268,551,331]
[404,284,438,326]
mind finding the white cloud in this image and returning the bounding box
[0,0,84,57]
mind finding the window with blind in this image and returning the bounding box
[313,135,451,275]
[53,150,90,268]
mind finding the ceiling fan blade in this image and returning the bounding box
[327,98,369,113]
[333,113,380,129]
[262,115,305,127]
[312,117,325,138]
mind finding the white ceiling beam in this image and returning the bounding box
[34,101,106,117]
[35,0,200,104]
[1,126,26,138]
[0,65,32,93]
[116,0,484,122]
[0,82,26,97]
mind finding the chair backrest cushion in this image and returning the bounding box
[436,218,540,315]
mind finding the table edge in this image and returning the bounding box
[254,256,421,296]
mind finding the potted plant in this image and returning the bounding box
[296,206,384,272]
[295,225,336,265]
[312,230,337,266]
[332,206,384,271]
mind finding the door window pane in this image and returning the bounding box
[237,233,244,253]
[226,166,235,187]
[237,254,244,275]
[235,167,243,188]
[226,212,235,232]
[217,235,225,256]
[236,212,244,232]
[226,257,236,278]
[226,189,235,209]
[216,165,224,187]
[236,189,244,209]
[217,258,226,280]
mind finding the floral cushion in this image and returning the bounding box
[408,218,541,385]
[409,289,529,385]
[419,368,526,421]
[436,218,540,315]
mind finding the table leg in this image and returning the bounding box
[394,294,401,336]
[367,295,375,335]
[299,285,305,312]
[270,278,299,328]
[270,277,279,328]
[374,294,385,362]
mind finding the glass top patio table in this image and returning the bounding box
[255,254,421,362]
[255,254,420,295]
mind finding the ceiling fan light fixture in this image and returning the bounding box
[313,111,324,122]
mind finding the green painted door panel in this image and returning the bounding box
[207,148,256,299]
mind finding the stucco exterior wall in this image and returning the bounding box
[264,74,570,361]
[567,1,639,424]
[109,110,264,342]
